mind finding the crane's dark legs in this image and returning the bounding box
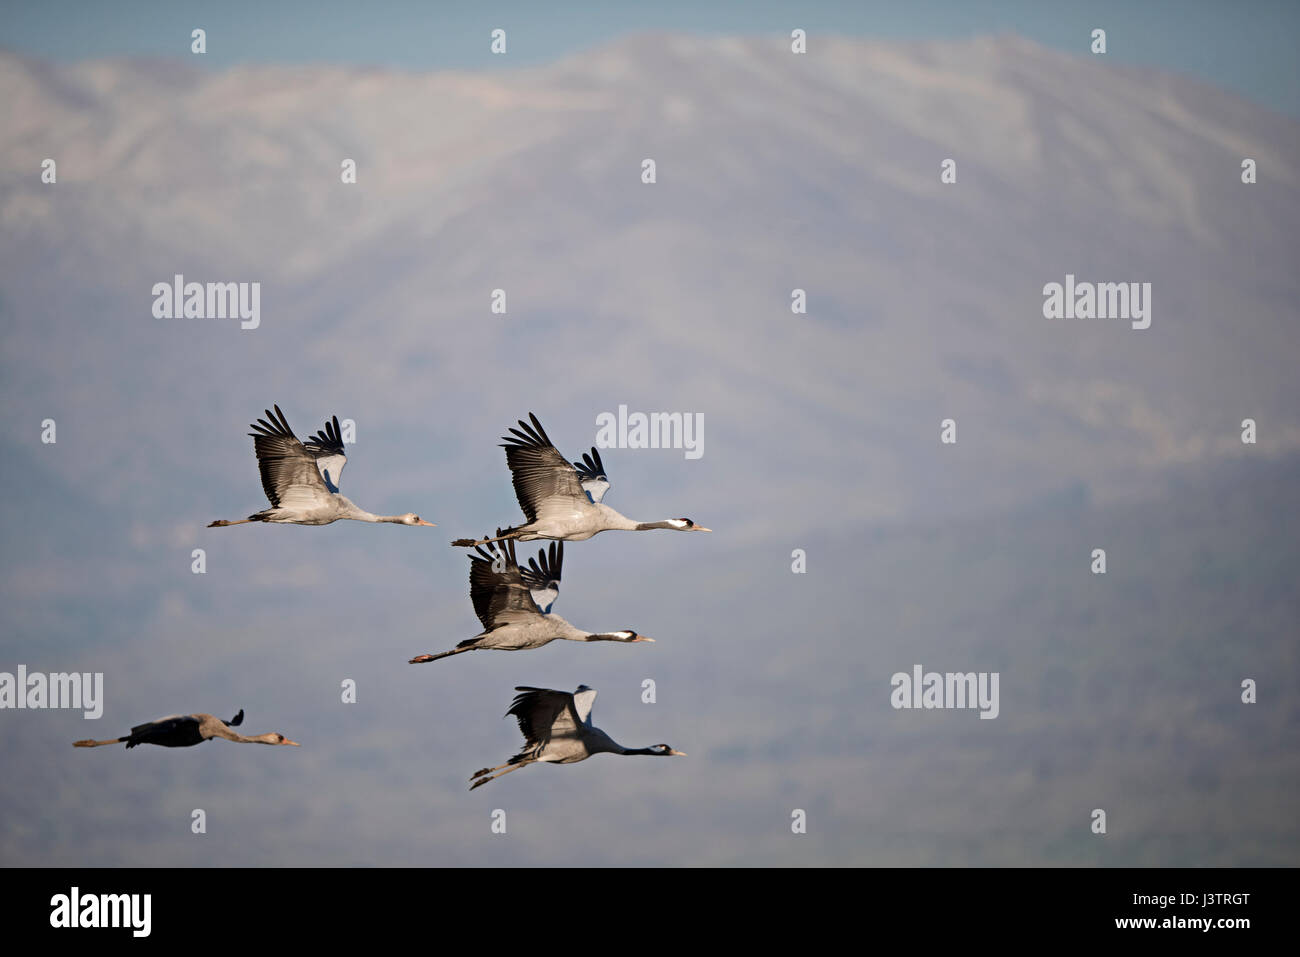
[450,529,523,548]
[469,760,533,790]
[73,736,128,747]
[208,519,253,527]
[408,646,474,664]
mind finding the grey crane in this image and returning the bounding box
[73,710,300,749]
[469,685,685,789]
[408,535,653,664]
[209,405,436,528]
[450,413,709,546]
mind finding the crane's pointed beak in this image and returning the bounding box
[417,520,437,527]
[668,749,687,756]
[283,738,301,746]
[694,526,712,532]
[634,635,655,643]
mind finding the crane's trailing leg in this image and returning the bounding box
[450,528,522,548]
[468,760,532,790]
[408,647,473,664]
[208,519,254,527]
[73,737,128,747]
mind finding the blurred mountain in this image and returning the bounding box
[2,33,1297,528]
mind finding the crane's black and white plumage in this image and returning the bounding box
[450,414,710,547]
[409,535,653,664]
[73,710,300,749]
[520,539,562,614]
[468,685,685,789]
[208,405,436,528]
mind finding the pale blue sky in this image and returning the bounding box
[2,0,1298,115]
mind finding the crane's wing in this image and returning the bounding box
[224,709,244,727]
[519,541,562,614]
[572,448,611,504]
[507,687,582,753]
[130,714,185,734]
[469,535,545,630]
[500,414,590,523]
[247,405,332,508]
[125,714,199,748]
[571,685,597,726]
[303,415,347,494]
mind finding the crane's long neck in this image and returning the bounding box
[337,498,406,523]
[591,506,686,533]
[592,504,640,531]
[601,739,659,755]
[548,616,633,643]
[211,726,280,745]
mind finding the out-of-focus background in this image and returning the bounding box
[1,1,1297,866]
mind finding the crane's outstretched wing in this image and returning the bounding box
[125,714,199,749]
[248,405,331,508]
[303,415,348,493]
[572,448,611,504]
[469,535,545,631]
[500,414,590,523]
[519,541,562,614]
[225,709,244,728]
[507,686,583,755]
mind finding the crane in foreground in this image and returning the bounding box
[208,405,436,528]
[451,413,709,546]
[73,710,300,749]
[469,685,684,789]
[409,535,653,664]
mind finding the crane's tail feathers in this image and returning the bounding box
[73,737,126,747]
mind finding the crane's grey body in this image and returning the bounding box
[408,537,652,664]
[209,405,434,529]
[73,709,300,749]
[450,414,709,547]
[468,685,685,788]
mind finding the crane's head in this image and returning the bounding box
[648,743,686,756]
[266,733,301,746]
[610,630,654,643]
[399,513,437,527]
[669,518,711,532]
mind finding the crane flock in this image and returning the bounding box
[79,407,702,792]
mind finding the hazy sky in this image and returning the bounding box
[1,5,1297,867]
[3,0,1298,116]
